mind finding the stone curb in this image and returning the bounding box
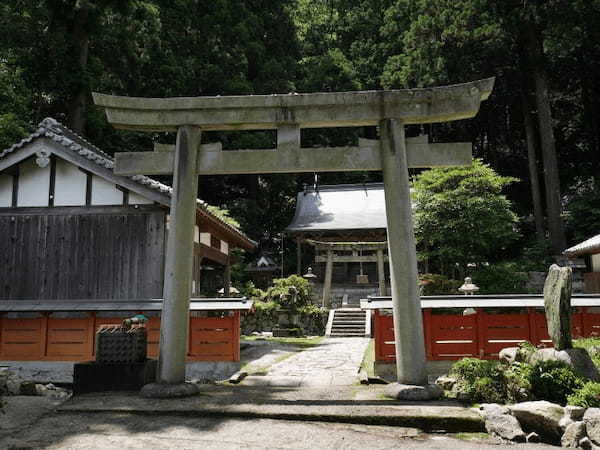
[58,399,484,432]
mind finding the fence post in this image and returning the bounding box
[423,309,433,360]
[40,313,49,360]
[527,307,537,346]
[476,308,486,359]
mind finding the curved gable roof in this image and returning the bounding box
[286,183,387,234]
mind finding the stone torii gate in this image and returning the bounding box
[93,78,494,393]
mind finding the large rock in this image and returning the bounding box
[435,375,456,391]
[479,403,510,417]
[560,405,587,431]
[543,264,573,350]
[509,401,564,443]
[561,421,586,448]
[384,383,443,401]
[584,408,600,446]
[529,347,600,381]
[485,413,526,442]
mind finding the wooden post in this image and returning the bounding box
[157,125,201,385]
[322,248,334,308]
[377,248,386,296]
[380,118,427,385]
[296,237,302,275]
[223,258,231,297]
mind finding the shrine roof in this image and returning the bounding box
[564,234,600,257]
[285,183,388,234]
[0,118,256,250]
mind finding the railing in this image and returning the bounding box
[0,312,241,362]
[362,295,600,362]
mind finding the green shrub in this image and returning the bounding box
[529,360,584,405]
[471,262,528,294]
[263,275,313,307]
[568,382,600,408]
[504,361,534,403]
[449,358,506,403]
[419,273,461,295]
[450,358,502,383]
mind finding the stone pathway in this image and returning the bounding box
[243,337,369,387]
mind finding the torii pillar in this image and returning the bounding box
[93,78,494,394]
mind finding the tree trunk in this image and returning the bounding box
[520,85,546,243]
[523,25,566,254]
[67,4,91,134]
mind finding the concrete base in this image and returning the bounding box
[272,328,303,337]
[73,360,157,395]
[1,360,241,384]
[375,361,455,384]
[140,382,200,398]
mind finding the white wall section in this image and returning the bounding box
[91,175,123,205]
[200,232,211,246]
[54,158,87,206]
[129,191,153,205]
[0,174,12,207]
[17,158,50,207]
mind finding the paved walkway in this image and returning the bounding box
[244,337,369,387]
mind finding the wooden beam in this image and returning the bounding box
[114,139,471,176]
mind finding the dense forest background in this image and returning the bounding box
[1,0,599,272]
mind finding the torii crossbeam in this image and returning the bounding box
[93,78,494,394]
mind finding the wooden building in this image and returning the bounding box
[0,118,255,370]
[285,183,389,306]
[565,235,600,293]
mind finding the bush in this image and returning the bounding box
[568,382,600,408]
[528,360,584,405]
[449,358,506,403]
[471,262,528,294]
[504,362,534,403]
[419,273,461,295]
[263,275,313,307]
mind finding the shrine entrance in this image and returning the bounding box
[93,78,494,393]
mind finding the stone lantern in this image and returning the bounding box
[458,277,479,295]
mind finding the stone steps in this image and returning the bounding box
[329,309,367,337]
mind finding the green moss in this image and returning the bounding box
[360,339,375,378]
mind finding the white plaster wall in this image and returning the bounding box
[200,232,211,246]
[91,175,123,205]
[194,225,200,243]
[17,158,49,207]
[592,254,600,272]
[220,240,229,255]
[129,191,153,205]
[54,158,87,206]
[0,174,12,207]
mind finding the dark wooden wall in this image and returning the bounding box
[0,206,166,299]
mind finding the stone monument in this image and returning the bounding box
[543,264,573,350]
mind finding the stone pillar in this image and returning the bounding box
[322,248,334,308]
[377,249,386,296]
[379,118,427,386]
[223,258,231,297]
[157,125,201,385]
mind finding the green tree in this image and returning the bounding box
[413,159,519,277]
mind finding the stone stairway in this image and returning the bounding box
[328,308,367,337]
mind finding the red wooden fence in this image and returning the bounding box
[0,312,240,362]
[373,307,600,362]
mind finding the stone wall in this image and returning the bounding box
[241,308,328,336]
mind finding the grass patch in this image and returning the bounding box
[360,339,375,378]
[241,335,325,348]
[452,432,490,441]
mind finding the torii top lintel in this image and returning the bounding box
[92,78,494,132]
